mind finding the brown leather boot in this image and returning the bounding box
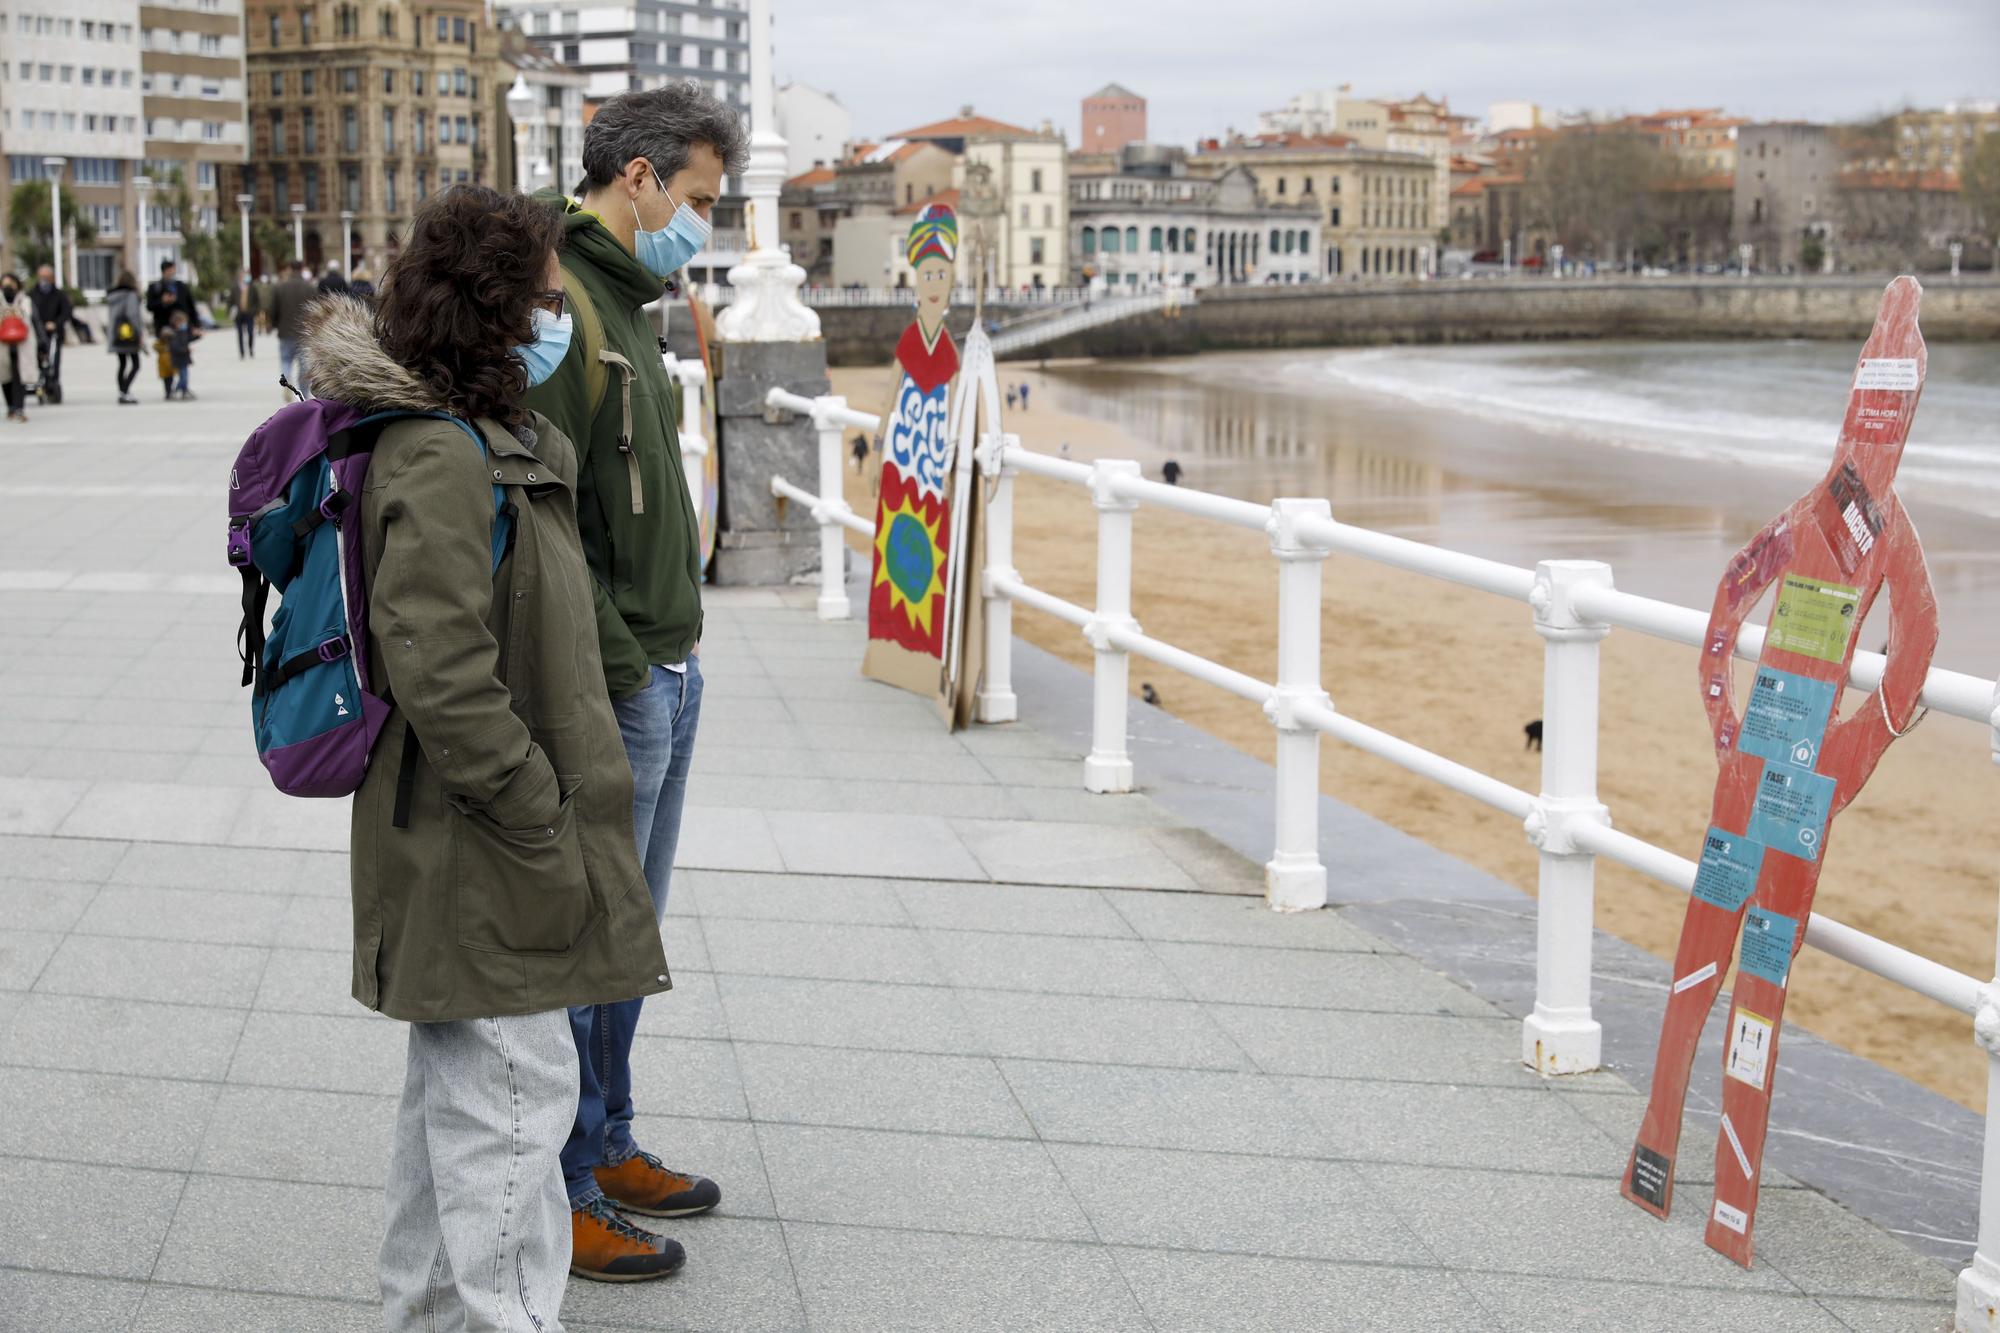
[594,1150,722,1219]
[569,1195,685,1282]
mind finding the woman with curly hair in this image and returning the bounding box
[298,184,676,1329]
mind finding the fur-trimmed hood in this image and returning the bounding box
[297,295,448,414]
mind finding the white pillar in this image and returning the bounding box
[810,395,850,621]
[1083,459,1140,793]
[339,210,355,277]
[1955,686,2000,1332]
[133,176,153,290]
[1265,497,1332,911]
[715,0,819,342]
[291,204,305,262]
[236,193,253,275]
[975,431,1018,724]
[43,157,66,288]
[1522,559,1613,1075]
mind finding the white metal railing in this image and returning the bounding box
[709,285,1095,309]
[764,383,2000,1323]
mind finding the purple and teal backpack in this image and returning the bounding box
[228,399,510,813]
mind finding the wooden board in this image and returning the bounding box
[684,291,724,571]
[1620,277,1939,1268]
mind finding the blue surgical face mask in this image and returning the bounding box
[516,307,573,387]
[630,169,711,279]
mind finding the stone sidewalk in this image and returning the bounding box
[0,338,1959,1330]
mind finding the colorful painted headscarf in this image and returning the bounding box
[907,204,959,267]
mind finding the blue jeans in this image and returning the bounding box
[561,657,703,1205]
[278,336,304,395]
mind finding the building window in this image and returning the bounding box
[1030,236,1044,264]
[436,71,449,95]
[386,167,398,212]
[416,113,427,153]
[452,17,465,42]
[1081,226,1096,255]
[1183,226,1195,251]
[417,168,428,201]
[299,8,314,42]
[1031,168,1043,192]
[344,166,360,210]
[302,69,315,95]
[1125,225,1138,251]
[341,67,359,94]
[1149,226,1163,252]
[436,15,449,41]
[275,169,290,211]
[271,109,286,152]
[383,68,395,94]
[453,69,467,96]
[1276,177,1286,195]
[302,109,315,152]
[1102,227,1119,254]
[562,43,579,63]
[269,13,281,45]
[303,164,318,209]
[383,108,396,152]
[342,108,359,153]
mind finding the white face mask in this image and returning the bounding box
[629,167,712,279]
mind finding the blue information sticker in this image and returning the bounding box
[1739,907,1799,988]
[1747,765,1837,862]
[1691,827,1763,912]
[1739,667,1838,769]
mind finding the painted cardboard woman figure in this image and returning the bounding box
[864,203,961,696]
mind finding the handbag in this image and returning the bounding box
[0,314,27,345]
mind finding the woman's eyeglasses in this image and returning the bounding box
[533,290,567,318]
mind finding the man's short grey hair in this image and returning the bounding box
[581,81,749,191]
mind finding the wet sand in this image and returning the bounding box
[827,360,1999,1113]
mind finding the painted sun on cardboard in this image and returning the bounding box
[1620,277,1939,1268]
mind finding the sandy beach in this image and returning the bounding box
[827,359,1998,1113]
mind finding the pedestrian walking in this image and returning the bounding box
[1162,458,1183,486]
[348,266,377,304]
[0,273,31,422]
[104,271,147,404]
[522,80,742,1282]
[851,432,868,473]
[163,309,200,399]
[231,273,260,358]
[28,265,71,403]
[143,259,194,336]
[269,259,318,397]
[1006,385,1017,411]
[299,183,672,1332]
[1018,381,1030,410]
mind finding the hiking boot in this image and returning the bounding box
[594,1151,721,1218]
[569,1195,685,1283]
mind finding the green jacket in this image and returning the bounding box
[524,189,702,700]
[301,297,671,1023]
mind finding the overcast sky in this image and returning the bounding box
[778,0,1997,148]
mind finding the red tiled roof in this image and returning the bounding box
[1450,179,1485,196]
[889,114,1033,141]
[785,166,836,191]
[1656,173,1734,192]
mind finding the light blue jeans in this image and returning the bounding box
[562,657,704,1204]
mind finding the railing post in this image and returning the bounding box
[1083,459,1140,793]
[809,395,850,621]
[1522,559,1614,1075]
[1264,498,1332,911]
[665,355,708,527]
[1954,682,2000,1332]
[975,431,1018,724]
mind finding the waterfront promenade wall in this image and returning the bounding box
[808,277,2000,365]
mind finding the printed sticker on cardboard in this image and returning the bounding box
[1768,574,1861,665]
[1726,1008,1776,1091]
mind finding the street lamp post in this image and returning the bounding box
[236,193,254,275]
[1950,240,1963,281]
[505,74,538,194]
[1502,237,1511,276]
[291,204,306,263]
[716,0,818,342]
[133,175,153,289]
[339,210,355,278]
[1738,242,1753,278]
[42,157,66,288]
[1550,242,1564,278]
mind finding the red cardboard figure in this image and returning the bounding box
[1621,277,1939,1268]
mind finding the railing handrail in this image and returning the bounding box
[762,384,2000,1321]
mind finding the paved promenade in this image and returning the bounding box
[0,336,1961,1330]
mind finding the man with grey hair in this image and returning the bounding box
[524,80,746,1284]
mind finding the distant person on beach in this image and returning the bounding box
[104,270,146,404]
[1019,382,1030,410]
[1162,459,1183,486]
[851,432,867,473]
[1006,385,1017,411]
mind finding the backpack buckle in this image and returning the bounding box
[226,523,254,568]
[318,489,353,524]
[316,636,350,664]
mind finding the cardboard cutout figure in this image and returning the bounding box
[684,291,724,570]
[864,204,961,708]
[1621,277,1939,1268]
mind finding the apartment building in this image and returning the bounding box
[1200,134,1439,278]
[243,0,503,274]
[495,0,747,106]
[140,0,249,279]
[0,2,146,288]
[1071,144,1319,288]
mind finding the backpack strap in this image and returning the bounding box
[561,264,610,422]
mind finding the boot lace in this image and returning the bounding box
[581,1196,658,1246]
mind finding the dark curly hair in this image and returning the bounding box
[375,185,563,429]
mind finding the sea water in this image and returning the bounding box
[1038,340,2000,672]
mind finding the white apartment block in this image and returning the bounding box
[497,0,747,107]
